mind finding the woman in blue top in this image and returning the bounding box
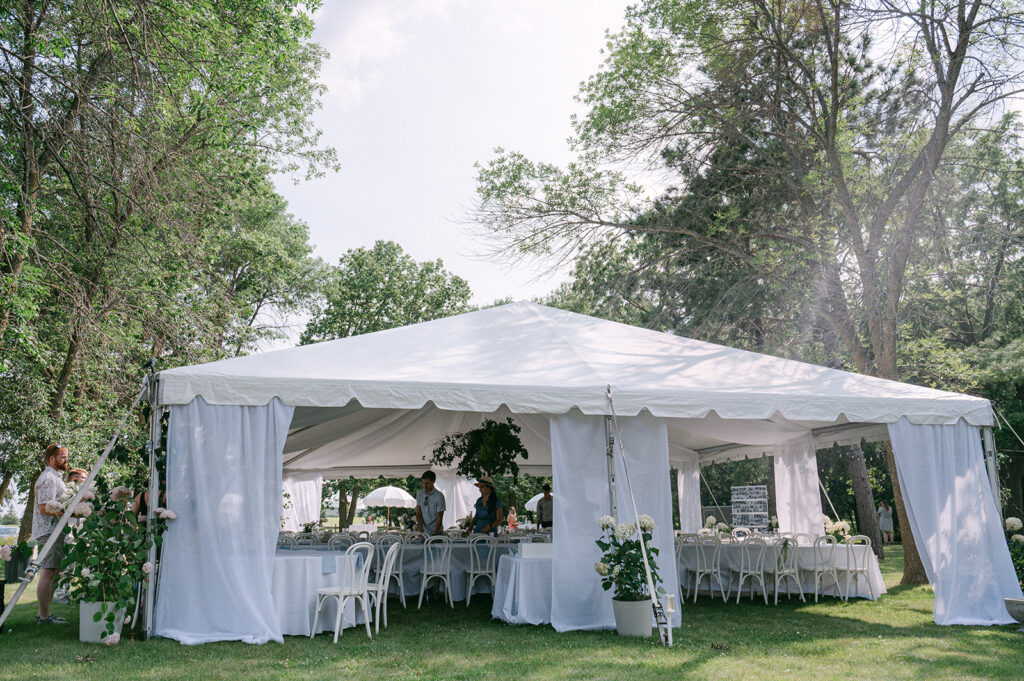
[472,476,504,536]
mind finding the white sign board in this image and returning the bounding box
[730,485,769,530]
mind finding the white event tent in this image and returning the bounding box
[149,302,1021,644]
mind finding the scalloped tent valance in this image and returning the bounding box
[157,301,992,427]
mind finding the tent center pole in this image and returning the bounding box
[604,416,616,517]
[144,371,162,639]
[981,426,1002,521]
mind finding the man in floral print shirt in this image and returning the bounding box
[31,444,69,624]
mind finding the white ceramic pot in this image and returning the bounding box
[79,602,126,643]
[612,598,652,637]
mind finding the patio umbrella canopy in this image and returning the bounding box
[524,492,551,512]
[361,485,416,528]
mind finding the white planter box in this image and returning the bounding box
[79,602,125,643]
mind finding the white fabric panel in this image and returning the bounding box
[773,438,824,536]
[433,470,478,528]
[676,462,703,533]
[888,418,1023,625]
[281,474,322,532]
[492,555,553,624]
[159,301,993,426]
[154,397,294,644]
[549,412,680,632]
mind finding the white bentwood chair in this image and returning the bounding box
[365,542,402,633]
[765,536,804,604]
[692,535,728,602]
[374,533,407,608]
[418,536,454,608]
[277,533,296,548]
[731,527,752,541]
[730,535,767,604]
[328,534,354,550]
[310,541,374,642]
[840,535,876,601]
[465,535,498,606]
[807,535,842,602]
[675,534,700,599]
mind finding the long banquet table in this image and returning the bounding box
[272,549,369,636]
[676,542,886,600]
[491,554,553,624]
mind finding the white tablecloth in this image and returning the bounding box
[397,542,513,602]
[677,543,886,599]
[492,555,552,624]
[272,550,370,636]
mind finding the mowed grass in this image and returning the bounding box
[0,546,1020,681]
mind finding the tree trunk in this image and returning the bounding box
[345,485,360,527]
[883,441,928,584]
[1002,455,1023,519]
[0,470,13,508]
[337,488,347,531]
[845,443,884,559]
[17,469,42,543]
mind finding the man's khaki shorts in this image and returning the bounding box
[36,532,65,570]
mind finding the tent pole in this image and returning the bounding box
[143,370,161,639]
[981,426,1002,521]
[604,416,617,517]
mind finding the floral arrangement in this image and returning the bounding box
[457,514,475,533]
[768,516,779,531]
[594,514,663,602]
[704,515,731,535]
[823,515,852,542]
[1006,516,1024,590]
[62,485,175,643]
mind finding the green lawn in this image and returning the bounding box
[1,546,1020,681]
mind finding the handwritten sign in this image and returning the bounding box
[730,485,769,530]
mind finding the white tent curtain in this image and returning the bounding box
[550,412,680,632]
[773,437,825,536]
[676,461,703,533]
[434,470,478,529]
[281,474,323,532]
[154,397,295,644]
[888,418,1022,625]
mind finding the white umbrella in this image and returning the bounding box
[361,485,416,528]
[525,492,552,512]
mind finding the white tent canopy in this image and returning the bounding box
[151,302,1019,644]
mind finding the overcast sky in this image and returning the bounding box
[273,0,632,306]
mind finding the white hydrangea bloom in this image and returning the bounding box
[1012,534,1024,544]
[716,522,730,533]
[705,515,717,528]
[159,509,177,521]
[45,500,63,515]
[612,565,622,577]
[0,545,11,561]
[834,521,851,534]
[104,633,120,646]
[599,515,616,530]
[637,514,655,532]
[614,522,636,542]
[73,501,93,518]
[142,561,154,574]
[81,567,91,578]
[1005,517,1023,532]
[110,486,133,502]
[594,562,610,576]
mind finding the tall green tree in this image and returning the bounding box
[301,240,472,343]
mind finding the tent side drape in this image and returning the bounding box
[281,474,322,533]
[888,417,1022,625]
[773,438,824,536]
[155,397,294,644]
[550,412,680,632]
[434,470,478,529]
[676,461,702,533]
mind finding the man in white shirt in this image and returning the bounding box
[32,444,69,624]
[415,471,446,536]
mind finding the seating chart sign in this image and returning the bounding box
[730,485,769,530]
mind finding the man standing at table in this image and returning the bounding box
[537,484,554,529]
[415,470,446,536]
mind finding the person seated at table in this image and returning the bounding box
[472,476,503,536]
[415,470,446,536]
[537,484,553,529]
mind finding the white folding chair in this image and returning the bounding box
[418,536,454,608]
[465,535,498,606]
[310,542,374,642]
[794,533,814,546]
[730,535,767,604]
[841,535,877,601]
[277,533,296,547]
[807,535,842,602]
[366,542,402,633]
[692,535,728,602]
[766,536,804,604]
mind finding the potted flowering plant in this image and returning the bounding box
[822,515,852,542]
[594,513,663,637]
[1003,516,1024,631]
[62,485,175,644]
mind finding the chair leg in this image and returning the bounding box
[760,577,768,605]
[445,575,454,608]
[466,574,474,607]
[418,576,429,609]
[310,594,323,639]
[360,595,372,639]
[334,595,345,643]
[373,592,381,634]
